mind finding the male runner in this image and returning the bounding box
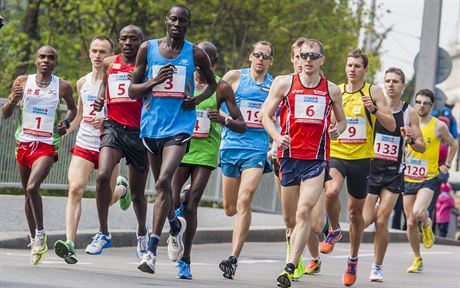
[87,25,149,258]
[171,41,246,279]
[322,49,395,286]
[129,5,217,275]
[262,39,346,288]
[218,40,274,279]
[53,36,132,264]
[362,67,425,282]
[403,89,456,273]
[2,46,76,265]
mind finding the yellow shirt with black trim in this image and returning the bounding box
[404,117,440,183]
[330,82,376,160]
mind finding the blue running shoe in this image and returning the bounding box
[176,203,185,218]
[85,232,112,255]
[177,260,192,279]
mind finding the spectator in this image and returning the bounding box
[435,183,456,237]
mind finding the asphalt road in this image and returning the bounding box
[1,242,459,288]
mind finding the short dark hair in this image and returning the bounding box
[169,4,191,20]
[253,40,274,57]
[415,88,435,104]
[385,67,405,84]
[91,35,114,50]
[347,48,368,68]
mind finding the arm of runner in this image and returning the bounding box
[94,56,113,112]
[222,69,241,92]
[438,121,457,174]
[212,79,246,134]
[1,76,26,119]
[401,105,425,153]
[367,85,396,132]
[129,41,175,99]
[328,82,347,139]
[184,46,217,109]
[261,75,290,149]
[66,77,85,135]
[57,80,76,136]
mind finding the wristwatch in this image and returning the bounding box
[445,162,451,169]
[409,138,415,145]
[63,119,71,129]
[371,106,378,114]
[224,118,230,127]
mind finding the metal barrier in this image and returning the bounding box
[0,98,282,213]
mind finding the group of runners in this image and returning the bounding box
[2,4,457,288]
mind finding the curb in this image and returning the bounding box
[1,227,459,250]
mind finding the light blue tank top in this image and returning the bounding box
[140,39,195,139]
[221,68,272,151]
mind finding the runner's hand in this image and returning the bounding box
[400,126,414,142]
[152,63,175,87]
[92,117,104,129]
[328,124,340,140]
[207,110,225,124]
[10,82,23,104]
[93,98,104,112]
[277,134,290,150]
[57,121,67,136]
[362,96,377,113]
[183,96,198,110]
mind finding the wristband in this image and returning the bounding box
[371,106,378,114]
[63,119,71,129]
[409,138,415,145]
[445,163,451,169]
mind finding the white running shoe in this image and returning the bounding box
[138,251,156,274]
[167,216,187,262]
[369,264,384,282]
[136,229,149,259]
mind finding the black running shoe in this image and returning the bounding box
[219,256,237,279]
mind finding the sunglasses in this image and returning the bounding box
[415,100,432,107]
[252,51,271,60]
[299,52,322,60]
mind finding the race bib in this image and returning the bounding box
[404,158,428,180]
[82,94,103,122]
[374,133,400,161]
[151,65,186,98]
[241,100,263,128]
[294,94,326,124]
[108,73,135,102]
[192,110,211,138]
[338,117,366,143]
[22,104,56,137]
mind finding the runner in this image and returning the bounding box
[1,46,76,265]
[53,35,132,264]
[171,41,246,279]
[403,88,457,273]
[129,4,217,275]
[322,49,396,286]
[261,39,346,288]
[362,67,425,282]
[86,25,149,259]
[218,40,274,280]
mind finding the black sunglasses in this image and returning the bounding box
[252,51,271,60]
[299,52,322,60]
[415,100,432,106]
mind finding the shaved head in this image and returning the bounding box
[120,24,144,41]
[35,46,57,59]
[197,41,218,67]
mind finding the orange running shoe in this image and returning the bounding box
[342,258,358,287]
[319,229,342,254]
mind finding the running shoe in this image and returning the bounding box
[117,176,131,211]
[176,203,185,218]
[31,234,48,265]
[277,269,293,288]
[138,251,156,274]
[342,258,358,286]
[54,239,78,264]
[167,216,187,261]
[177,260,192,279]
[320,229,342,254]
[85,232,112,255]
[407,257,423,273]
[219,256,238,279]
[304,259,321,274]
[369,264,383,282]
[422,219,435,249]
[293,257,305,281]
[136,228,149,259]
